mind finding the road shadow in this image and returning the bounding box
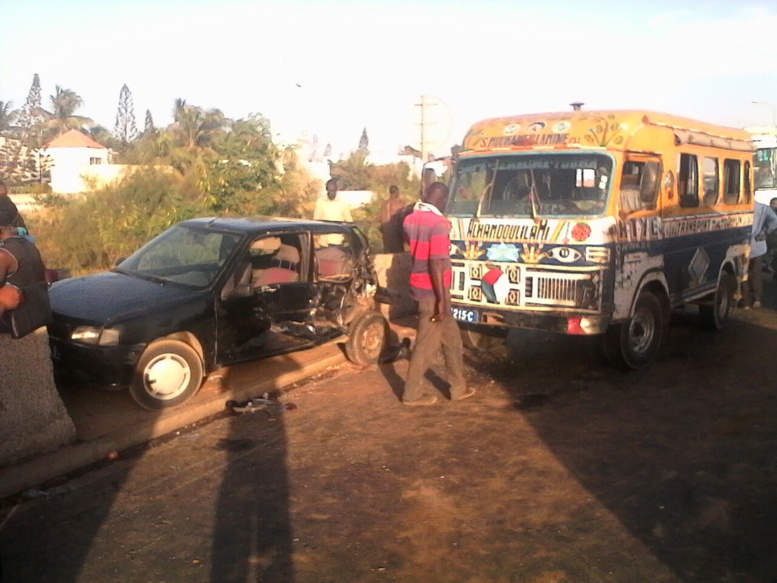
[470,279,777,581]
[207,366,296,582]
[0,376,168,583]
[0,354,299,582]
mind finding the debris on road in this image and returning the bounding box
[226,394,297,418]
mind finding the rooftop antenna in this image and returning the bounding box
[570,102,584,111]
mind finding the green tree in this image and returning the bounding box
[114,84,138,146]
[329,150,372,189]
[17,74,44,135]
[0,100,18,134]
[89,125,122,151]
[197,115,280,214]
[171,98,226,151]
[358,127,369,153]
[143,109,155,135]
[41,85,94,138]
[33,97,318,273]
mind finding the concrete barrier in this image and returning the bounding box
[0,328,76,468]
[372,252,416,320]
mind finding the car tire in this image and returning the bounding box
[129,339,204,410]
[344,310,388,366]
[603,290,665,370]
[699,272,732,331]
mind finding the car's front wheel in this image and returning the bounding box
[130,339,204,410]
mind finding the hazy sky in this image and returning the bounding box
[3,0,777,158]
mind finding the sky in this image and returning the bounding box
[3,0,777,159]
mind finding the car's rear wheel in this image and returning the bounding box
[344,310,388,365]
[130,339,204,410]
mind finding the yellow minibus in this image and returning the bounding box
[446,109,755,368]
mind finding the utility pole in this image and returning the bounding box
[415,94,438,166]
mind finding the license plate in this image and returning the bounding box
[452,307,479,323]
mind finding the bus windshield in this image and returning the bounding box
[448,153,614,218]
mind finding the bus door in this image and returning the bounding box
[612,154,663,317]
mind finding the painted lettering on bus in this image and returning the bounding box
[466,220,552,242]
[484,134,570,148]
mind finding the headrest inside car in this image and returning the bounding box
[251,237,282,252]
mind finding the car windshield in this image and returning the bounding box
[116,224,242,289]
[448,152,614,218]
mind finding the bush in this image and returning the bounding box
[31,169,198,272]
[9,182,52,195]
[29,163,318,274]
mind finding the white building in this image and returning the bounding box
[46,129,111,194]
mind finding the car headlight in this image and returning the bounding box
[70,326,120,346]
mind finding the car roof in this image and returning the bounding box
[179,216,357,236]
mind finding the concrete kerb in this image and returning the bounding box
[0,344,348,501]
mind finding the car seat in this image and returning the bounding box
[253,243,300,286]
[315,245,352,279]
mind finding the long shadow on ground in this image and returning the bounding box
[467,280,777,582]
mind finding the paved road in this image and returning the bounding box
[0,278,776,582]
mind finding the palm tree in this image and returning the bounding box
[41,86,94,138]
[170,98,227,151]
[0,100,19,134]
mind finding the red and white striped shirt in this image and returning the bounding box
[403,202,452,302]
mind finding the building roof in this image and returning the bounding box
[46,129,107,150]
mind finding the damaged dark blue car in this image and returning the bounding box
[47,217,388,409]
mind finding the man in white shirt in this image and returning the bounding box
[314,179,352,223]
[314,178,352,246]
[742,201,777,309]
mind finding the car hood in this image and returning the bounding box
[49,271,204,325]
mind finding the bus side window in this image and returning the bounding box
[702,157,719,206]
[679,153,699,208]
[744,161,752,203]
[723,159,741,204]
[619,160,660,216]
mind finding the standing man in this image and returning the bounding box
[402,182,474,406]
[742,200,777,309]
[314,178,352,247]
[314,178,352,223]
[765,197,777,274]
[380,185,405,253]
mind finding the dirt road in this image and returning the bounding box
[2,282,777,582]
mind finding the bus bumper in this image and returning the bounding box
[459,308,611,336]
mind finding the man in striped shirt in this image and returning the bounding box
[402,182,474,406]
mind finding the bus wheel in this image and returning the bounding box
[699,272,732,331]
[604,291,665,370]
[461,327,506,352]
